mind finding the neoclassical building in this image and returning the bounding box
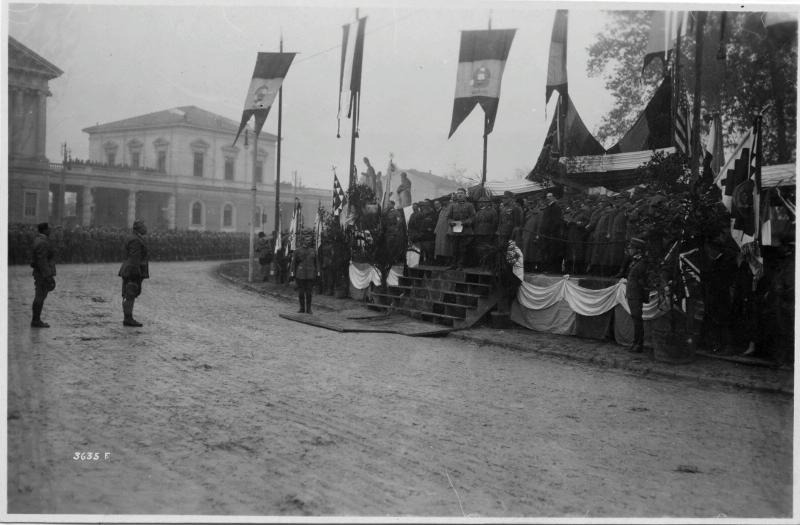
[8,37,329,232]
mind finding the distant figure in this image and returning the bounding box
[255,231,272,282]
[375,171,384,202]
[434,199,453,264]
[118,219,150,327]
[30,222,56,328]
[396,172,412,208]
[362,157,377,193]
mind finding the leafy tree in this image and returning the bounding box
[587,10,796,163]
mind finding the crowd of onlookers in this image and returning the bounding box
[61,157,162,173]
[8,223,250,264]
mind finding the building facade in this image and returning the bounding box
[8,37,331,233]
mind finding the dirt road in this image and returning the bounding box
[6,261,793,518]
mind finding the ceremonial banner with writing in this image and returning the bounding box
[448,28,516,138]
[234,52,296,145]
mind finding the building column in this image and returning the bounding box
[127,190,137,226]
[37,90,48,161]
[167,193,176,230]
[82,186,94,226]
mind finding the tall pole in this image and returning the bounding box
[274,35,284,262]
[481,16,491,186]
[690,11,706,180]
[249,130,258,283]
[348,8,359,190]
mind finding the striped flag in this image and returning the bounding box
[314,203,323,251]
[337,17,367,137]
[332,172,346,216]
[274,208,282,254]
[673,74,691,156]
[448,28,516,138]
[234,52,296,145]
[702,113,724,185]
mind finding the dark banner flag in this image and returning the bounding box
[448,28,516,138]
[546,10,568,103]
[714,118,762,248]
[234,52,296,145]
[338,17,367,136]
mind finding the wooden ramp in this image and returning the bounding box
[279,308,453,337]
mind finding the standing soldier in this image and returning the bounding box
[118,219,150,327]
[30,222,56,328]
[290,229,319,314]
[473,196,499,255]
[618,237,649,353]
[496,191,523,248]
[540,192,564,273]
[255,232,272,282]
[446,188,476,269]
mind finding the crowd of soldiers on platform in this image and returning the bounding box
[60,156,161,172]
[9,223,251,265]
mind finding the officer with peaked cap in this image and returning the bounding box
[30,222,56,327]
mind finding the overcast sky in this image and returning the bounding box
[7,1,623,189]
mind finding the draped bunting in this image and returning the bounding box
[349,262,404,290]
[515,276,668,320]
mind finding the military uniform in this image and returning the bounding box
[291,237,318,314]
[407,204,437,264]
[446,198,476,268]
[619,243,649,352]
[496,200,523,247]
[31,229,56,327]
[118,222,150,327]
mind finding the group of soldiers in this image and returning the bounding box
[29,220,151,328]
[9,223,251,265]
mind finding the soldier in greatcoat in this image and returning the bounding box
[290,229,319,314]
[496,191,523,248]
[118,219,150,327]
[446,188,476,269]
[618,237,649,353]
[30,222,57,328]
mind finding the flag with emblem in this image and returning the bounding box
[234,52,296,145]
[332,172,346,217]
[714,117,762,248]
[448,28,516,138]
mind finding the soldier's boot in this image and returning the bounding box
[305,293,312,314]
[123,299,143,327]
[297,294,306,314]
[31,302,49,328]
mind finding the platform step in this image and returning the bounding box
[368,303,462,326]
[370,292,469,318]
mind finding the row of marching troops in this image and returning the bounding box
[9,223,251,265]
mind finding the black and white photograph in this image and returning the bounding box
[4,0,796,521]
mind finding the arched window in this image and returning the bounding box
[191,201,204,227]
[222,203,234,228]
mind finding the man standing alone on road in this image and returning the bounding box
[118,219,150,327]
[290,229,319,314]
[31,222,56,328]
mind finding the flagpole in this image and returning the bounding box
[690,11,706,181]
[481,16,491,186]
[348,8,360,191]
[249,129,258,283]
[274,35,284,263]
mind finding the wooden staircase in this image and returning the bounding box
[368,265,499,329]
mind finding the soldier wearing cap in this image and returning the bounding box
[618,237,649,353]
[473,195,498,255]
[445,188,476,269]
[118,219,150,327]
[496,190,523,248]
[30,222,56,328]
[290,229,319,314]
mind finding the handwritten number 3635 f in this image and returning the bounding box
[73,452,110,460]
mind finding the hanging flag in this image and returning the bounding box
[714,117,762,248]
[288,202,299,252]
[234,52,296,145]
[546,10,568,103]
[337,17,367,136]
[274,207,282,254]
[332,172,346,216]
[701,113,724,186]
[314,204,323,251]
[673,73,691,157]
[448,28,516,138]
[606,77,672,154]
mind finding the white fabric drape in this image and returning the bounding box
[349,263,404,289]
[516,276,668,321]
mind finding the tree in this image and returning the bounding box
[587,10,796,163]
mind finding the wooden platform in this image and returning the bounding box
[279,308,453,337]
